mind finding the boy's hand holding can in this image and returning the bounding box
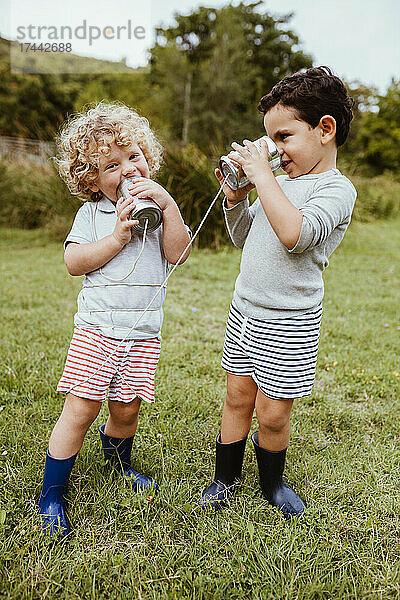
[127,177,174,211]
[214,165,254,207]
[217,136,280,207]
[230,138,275,188]
[112,195,139,246]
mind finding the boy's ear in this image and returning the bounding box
[87,183,100,192]
[318,115,336,144]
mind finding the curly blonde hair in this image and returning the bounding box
[55,101,163,202]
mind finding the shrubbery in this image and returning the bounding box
[350,172,400,222]
[1,148,399,248]
[0,157,81,236]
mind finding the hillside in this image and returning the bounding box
[2,36,145,74]
[0,36,152,140]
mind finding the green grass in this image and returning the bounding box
[0,218,399,600]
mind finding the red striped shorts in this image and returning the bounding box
[57,328,161,404]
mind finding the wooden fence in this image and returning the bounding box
[0,136,55,164]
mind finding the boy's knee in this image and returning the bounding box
[255,403,291,434]
[108,398,141,425]
[64,393,101,428]
[226,378,257,413]
[257,414,289,435]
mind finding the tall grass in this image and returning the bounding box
[1,149,400,247]
[350,172,400,222]
[0,157,81,237]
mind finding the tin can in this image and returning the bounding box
[116,176,163,234]
[219,136,281,190]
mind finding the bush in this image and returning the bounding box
[156,143,231,248]
[0,157,81,238]
[350,172,400,222]
[0,150,399,247]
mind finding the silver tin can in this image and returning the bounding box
[219,136,281,190]
[116,176,163,234]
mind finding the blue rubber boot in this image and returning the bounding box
[200,433,247,510]
[38,450,77,538]
[99,424,158,493]
[252,432,306,519]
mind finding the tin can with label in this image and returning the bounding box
[219,136,281,190]
[116,176,163,234]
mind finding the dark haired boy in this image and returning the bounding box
[201,66,357,518]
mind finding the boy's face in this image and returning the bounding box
[264,104,329,179]
[90,141,150,202]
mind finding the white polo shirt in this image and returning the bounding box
[65,197,170,340]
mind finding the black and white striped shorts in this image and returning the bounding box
[221,303,323,400]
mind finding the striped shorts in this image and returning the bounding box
[57,328,161,404]
[221,303,322,400]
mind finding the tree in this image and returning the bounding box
[0,37,158,141]
[339,81,380,168]
[148,43,192,143]
[150,2,312,150]
[357,79,400,174]
[0,71,78,140]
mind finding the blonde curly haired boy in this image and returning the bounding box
[38,102,191,538]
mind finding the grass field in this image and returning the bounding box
[0,218,399,600]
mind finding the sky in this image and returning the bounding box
[1,0,399,92]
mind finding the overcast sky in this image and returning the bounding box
[1,0,399,92]
[151,0,399,93]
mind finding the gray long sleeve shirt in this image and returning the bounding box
[223,168,357,320]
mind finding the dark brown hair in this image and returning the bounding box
[257,66,354,146]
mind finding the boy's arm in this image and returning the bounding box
[233,141,356,252]
[286,178,356,253]
[65,235,125,276]
[65,195,139,276]
[215,166,257,248]
[249,154,357,253]
[223,196,259,249]
[254,169,303,250]
[229,140,302,249]
[161,201,192,264]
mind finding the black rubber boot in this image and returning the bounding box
[252,432,306,518]
[99,425,158,493]
[200,433,247,510]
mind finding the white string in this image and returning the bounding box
[65,177,228,395]
[92,202,149,283]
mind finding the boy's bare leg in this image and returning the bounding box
[200,373,256,507]
[220,373,258,443]
[49,393,102,459]
[105,397,141,438]
[255,390,294,451]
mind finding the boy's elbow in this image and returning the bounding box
[177,250,191,265]
[165,233,192,264]
[168,245,191,265]
[63,243,81,275]
[65,260,84,276]
[284,235,300,251]
[64,256,74,275]
[64,248,84,276]
[68,268,84,276]
[282,218,303,251]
